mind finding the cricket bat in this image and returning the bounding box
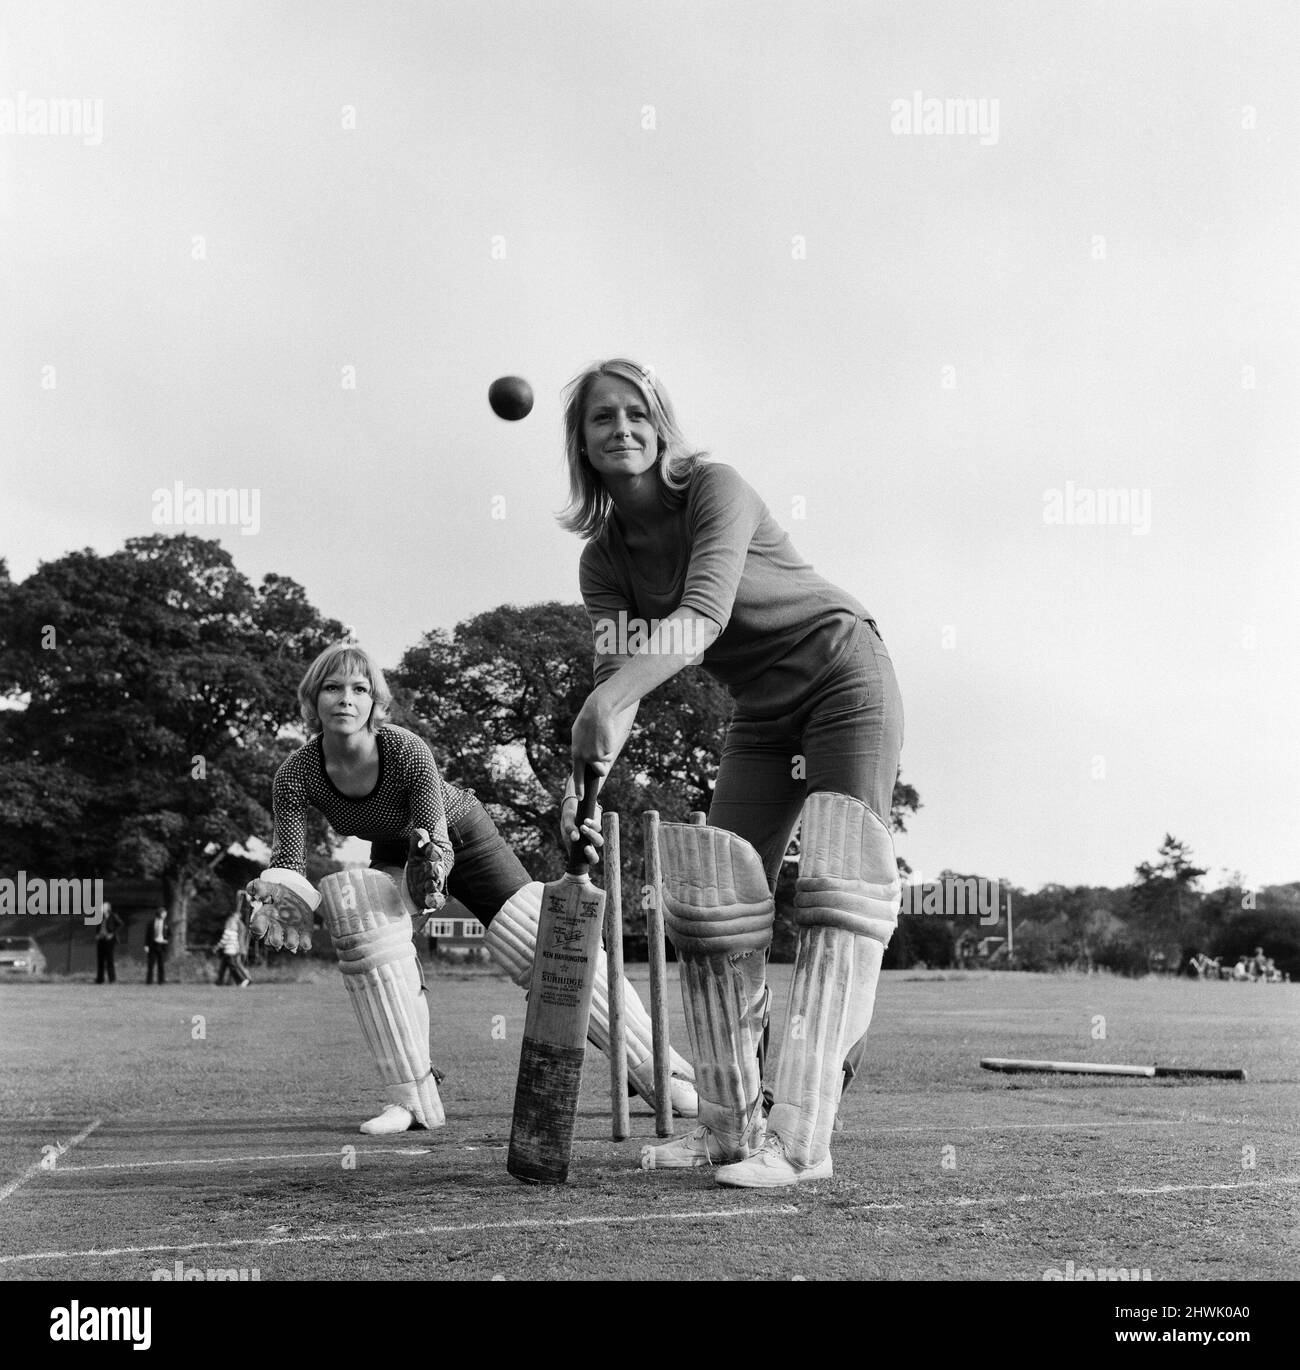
[507,767,606,1184]
[980,1057,1246,1080]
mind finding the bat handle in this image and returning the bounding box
[567,765,601,873]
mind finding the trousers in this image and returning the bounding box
[707,617,904,1088]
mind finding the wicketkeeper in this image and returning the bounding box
[560,359,905,1187]
[246,642,698,1136]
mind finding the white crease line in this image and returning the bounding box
[57,1119,1188,1175]
[849,1174,1300,1215]
[19,1119,1240,1177]
[21,1120,1201,1178]
[0,1204,800,1265]
[0,1118,102,1204]
[871,1119,1185,1134]
[51,1146,433,1174]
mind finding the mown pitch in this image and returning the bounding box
[0,966,1295,1282]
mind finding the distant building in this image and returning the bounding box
[979,936,1008,962]
[425,898,487,956]
[955,932,1008,967]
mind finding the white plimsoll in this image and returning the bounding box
[718,792,900,1188]
[484,883,699,1117]
[359,1103,416,1135]
[640,1117,766,1171]
[319,868,445,1132]
[715,1130,832,1188]
[642,823,774,1166]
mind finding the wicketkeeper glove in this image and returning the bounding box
[405,828,448,933]
[245,869,321,954]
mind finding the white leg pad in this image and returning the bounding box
[658,823,774,1150]
[320,869,444,1130]
[485,882,697,1112]
[678,952,768,1152]
[586,956,697,1115]
[768,792,901,1166]
[793,792,901,946]
[482,883,544,988]
[768,928,883,1166]
[658,823,775,956]
[373,862,422,922]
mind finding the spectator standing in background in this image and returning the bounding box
[94,902,124,984]
[145,908,170,985]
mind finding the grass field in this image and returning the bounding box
[0,965,1296,1283]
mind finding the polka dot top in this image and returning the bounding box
[268,724,466,878]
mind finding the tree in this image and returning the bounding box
[1201,881,1300,980]
[1010,883,1126,969]
[1128,834,1208,970]
[882,909,957,969]
[0,536,346,946]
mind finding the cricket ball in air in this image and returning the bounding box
[488,375,534,421]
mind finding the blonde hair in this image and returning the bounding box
[557,359,708,539]
[297,643,392,736]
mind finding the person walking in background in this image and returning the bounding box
[145,908,170,984]
[215,902,251,987]
[94,902,124,984]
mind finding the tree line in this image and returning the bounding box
[887,836,1298,979]
[0,535,917,950]
[2,536,1291,976]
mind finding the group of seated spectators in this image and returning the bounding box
[1187,947,1287,982]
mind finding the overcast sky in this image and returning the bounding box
[2,1,1296,893]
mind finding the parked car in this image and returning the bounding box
[0,936,47,975]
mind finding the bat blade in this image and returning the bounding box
[980,1057,1155,1077]
[507,775,606,1185]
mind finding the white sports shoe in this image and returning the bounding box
[359,1104,415,1136]
[714,1131,833,1188]
[640,1126,733,1170]
[639,1116,764,1170]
